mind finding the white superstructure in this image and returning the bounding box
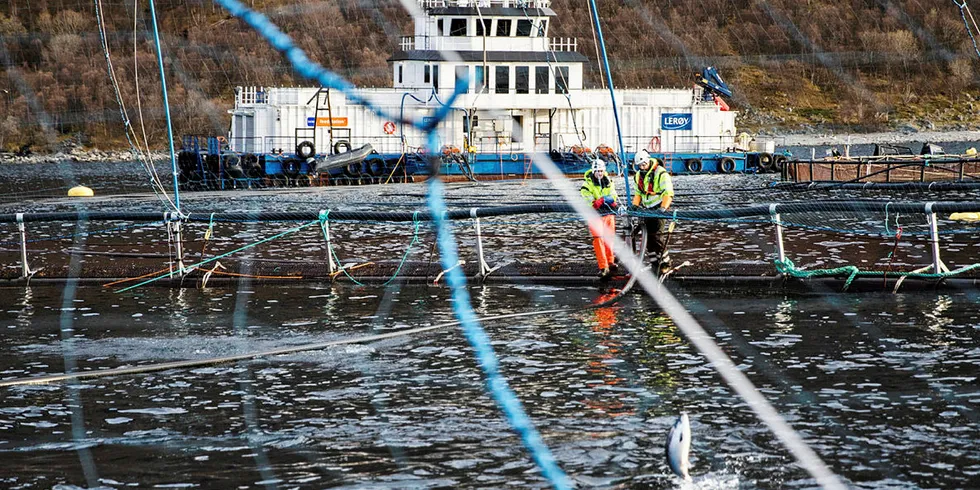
[228,0,736,158]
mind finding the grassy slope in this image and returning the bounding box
[0,0,978,151]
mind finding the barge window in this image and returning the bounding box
[516,20,532,37]
[476,18,491,36]
[433,65,440,91]
[450,18,467,36]
[535,67,548,94]
[424,65,431,84]
[515,66,529,94]
[537,20,547,36]
[455,65,469,93]
[476,65,487,93]
[437,19,445,35]
[555,66,569,94]
[397,65,403,84]
[495,66,509,94]
[496,19,511,36]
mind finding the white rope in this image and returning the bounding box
[93,0,177,210]
[130,0,176,204]
[587,3,605,89]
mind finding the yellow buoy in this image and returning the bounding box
[67,186,94,197]
[950,212,980,222]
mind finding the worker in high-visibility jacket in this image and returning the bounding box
[631,150,674,272]
[581,159,621,280]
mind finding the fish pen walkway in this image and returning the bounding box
[3,201,980,293]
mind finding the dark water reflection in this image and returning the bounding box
[1,284,978,488]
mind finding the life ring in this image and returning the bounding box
[281,158,301,178]
[757,152,774,172]
[334,140,351,154]
[684,158,702,173]
[648,136,661,153]
[511,152,519,161]
[718,157,736,173]
[383,121,396,135]
[296,140,315,159]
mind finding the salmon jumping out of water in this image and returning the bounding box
[665,413,692,481]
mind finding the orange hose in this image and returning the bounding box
[103,266,174,287]
[329,261,374,279]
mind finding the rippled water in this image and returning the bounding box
[1,161,979,488]
[1,284,978,488]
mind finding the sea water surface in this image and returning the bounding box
[0,160,978,488]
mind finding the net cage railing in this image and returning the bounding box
[783,157,980,183]
[3,201,980,290]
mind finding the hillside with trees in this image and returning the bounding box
[0,0,978,152]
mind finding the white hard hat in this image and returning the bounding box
[591,159,607,172]
[634,149,651,167]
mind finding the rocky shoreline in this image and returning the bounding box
[2,130,979,165]
[0,148,171,165]
[759,129,980,147]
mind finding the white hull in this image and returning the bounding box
[229,86,738,157]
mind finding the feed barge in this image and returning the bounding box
[178,0,780,188]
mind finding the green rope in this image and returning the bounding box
[775,257,980,291]
[117,220,320,292]
[320,211,423,286]
[205,212,216,240]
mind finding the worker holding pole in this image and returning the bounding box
[631,150,674,274]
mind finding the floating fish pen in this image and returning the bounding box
[4,200,980,293]
[780,142,980,186]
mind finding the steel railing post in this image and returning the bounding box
[320,210,337,274]
[16,213,33,278]
[173,216,186,276]
[472,208,502,280]
[770,204,786,264]
[925,202,945,273]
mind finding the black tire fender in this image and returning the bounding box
[296,141,316,159]
[719,157,736,173]
[334,140,352,154]
[684,158,702,173]
[343,161,362,178]
[366,157,385,177]
[772,154,788,171]
[242,153,263,177]
[282,158,301,178]
[758,152,774,172]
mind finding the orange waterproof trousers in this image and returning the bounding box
[589,214,616,270]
